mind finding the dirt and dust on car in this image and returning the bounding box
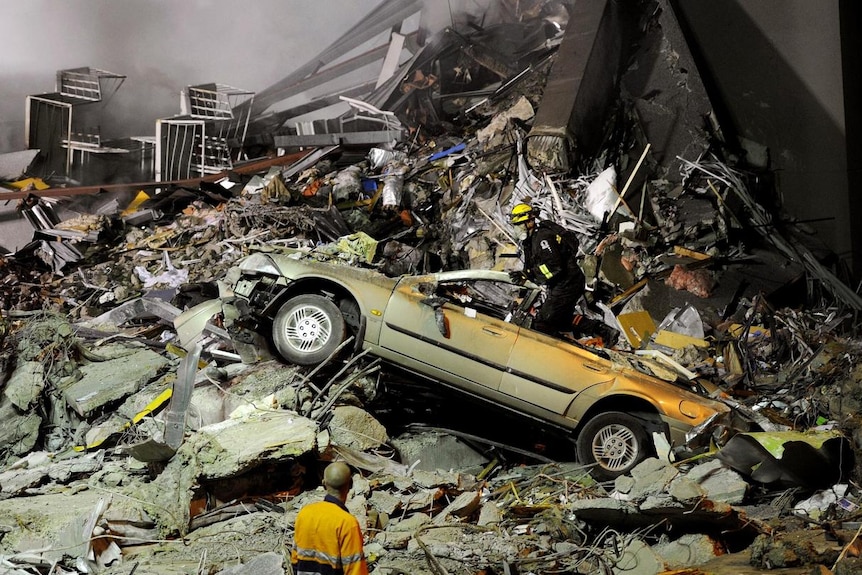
[175,246,751,482]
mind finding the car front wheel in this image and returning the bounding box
[272,294,346,366]
[576,411,653,480]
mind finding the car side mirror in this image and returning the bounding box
[434,307,450,338]
[420,296,450,338]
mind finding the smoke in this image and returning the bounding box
[0,0,545,154]
[0,0,381,153]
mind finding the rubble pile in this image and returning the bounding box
[1,1,862,574]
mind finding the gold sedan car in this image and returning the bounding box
[225,251,732,480]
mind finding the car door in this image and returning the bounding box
[379,276,520,394]
[500,327,615,417]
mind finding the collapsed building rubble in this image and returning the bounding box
[1,1,862,574]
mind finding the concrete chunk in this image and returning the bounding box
[328,405,388,451]
[63,348,169,417]
[0,396,41,456]
[4,361,45,410]
[370,489,402,516]
[613,538,664,575]
[194,410,317,478]
[477,501,502,526]
[614,457,679,501]
[432,490,480,525]
[653,533,723,568]
[686,459,748,505]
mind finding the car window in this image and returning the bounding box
[436,279,529,322]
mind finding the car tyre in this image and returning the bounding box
[272,294,346,366]
[576,411,652,480]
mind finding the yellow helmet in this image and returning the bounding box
[510,203,534,224]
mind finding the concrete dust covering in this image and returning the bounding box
[189,410,317,477]
[64,347,169,417]
[0,2,861,574]
[0,488,109,564]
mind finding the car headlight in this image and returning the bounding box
[679,399,713,420]
[238,252,280,277]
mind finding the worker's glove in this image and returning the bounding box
[508,270,527,285]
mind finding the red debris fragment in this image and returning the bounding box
[665,264,714,298]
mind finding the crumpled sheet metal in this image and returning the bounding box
[717,429,855,489]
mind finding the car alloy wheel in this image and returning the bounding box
[577,411,651,480]
[273,294,346,366]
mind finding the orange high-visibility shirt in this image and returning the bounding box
[292,494,369,575]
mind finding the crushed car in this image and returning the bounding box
[182,248,740,480]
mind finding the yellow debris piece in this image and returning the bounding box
[73,387,173,451]
[8,177,50,190]
[120,190,151,217]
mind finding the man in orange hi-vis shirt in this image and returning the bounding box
[291,461,369,575]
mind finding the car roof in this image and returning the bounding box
[431,269,512,283]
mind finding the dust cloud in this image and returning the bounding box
[0,0,529,154]
[0,0,381,152]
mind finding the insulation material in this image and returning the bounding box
[665,265,715,298]
[476,96,535,143]
[332,165,363,202]
[381,163,406,208]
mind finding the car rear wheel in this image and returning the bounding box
[272,294,346,366]
[577,411,652,480]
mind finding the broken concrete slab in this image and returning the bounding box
[0,395,41,457]
[0,488,108,565]
[684,458,749,505]
[328,405,389,451]
[62,346,170,418]
[126,409,317,536]
[4,360,44,410]
[390,430,490,472]
[190,410,318,478]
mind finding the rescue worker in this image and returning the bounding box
[291,461,369,575]
[509,203,586,335]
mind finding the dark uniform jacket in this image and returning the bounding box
[292,494,369,575]
[523,220,585,333]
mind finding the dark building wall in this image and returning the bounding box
[675,0,859,279]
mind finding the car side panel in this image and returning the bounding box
[362,339,584,430]
[378,281,515,392]
[565,374,731,445]
[501,329,614,416]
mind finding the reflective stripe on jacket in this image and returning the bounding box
[292,494,369,575]
[525,223,572,286]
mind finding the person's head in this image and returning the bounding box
[322,461,353,502]
[509,203,536,240]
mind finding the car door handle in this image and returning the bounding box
[583,363,606,373]
[482,326,505,337]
